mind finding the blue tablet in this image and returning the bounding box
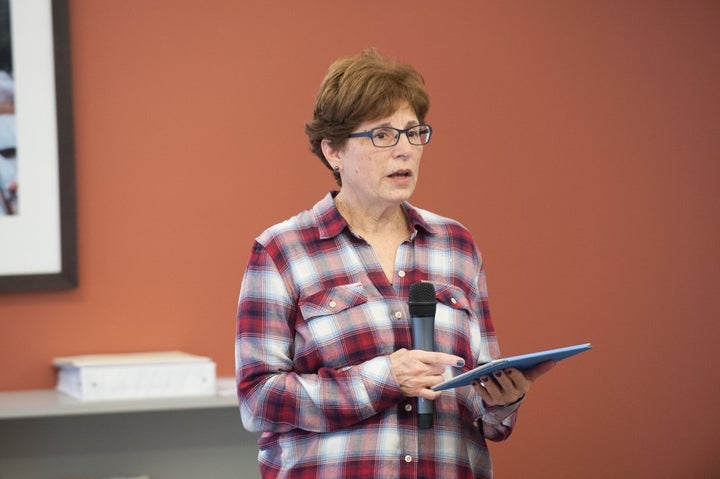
[432,343,592,391]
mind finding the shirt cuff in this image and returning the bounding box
[480,395,524,425]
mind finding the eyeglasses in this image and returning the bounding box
[347,124,432,148]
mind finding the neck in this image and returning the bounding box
[334,194,409,237]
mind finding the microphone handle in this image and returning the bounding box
[410,315,435,429]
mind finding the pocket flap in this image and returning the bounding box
[433,282,472,314]
[298,282,367,320]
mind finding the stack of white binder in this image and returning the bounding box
[54,351,216,401]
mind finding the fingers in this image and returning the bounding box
[423,351,466,369]
[417,387,443,401]
[472,369,526,406]
[471,362,557,406]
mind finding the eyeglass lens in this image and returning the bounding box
[372,125,431,147]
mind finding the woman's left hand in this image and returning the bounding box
[471,360,556,407]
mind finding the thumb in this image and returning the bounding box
[524,360,556,382]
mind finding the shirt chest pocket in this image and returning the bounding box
[431,282,475,357]
[296,282,380,369]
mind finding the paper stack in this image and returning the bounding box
[54,351,216,401]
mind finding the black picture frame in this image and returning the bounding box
[0,0,77,292]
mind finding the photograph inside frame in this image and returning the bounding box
[0,0,17,217]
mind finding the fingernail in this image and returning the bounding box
[481,376,490,383]
[456,359,465,367]
[494,371,502,378]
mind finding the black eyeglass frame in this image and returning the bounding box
[347,124,432,148]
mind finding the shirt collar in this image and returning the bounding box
[314,191,436,240]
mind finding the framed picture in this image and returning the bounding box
[0,0,77,292]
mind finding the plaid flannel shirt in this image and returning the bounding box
[236,192,520,479]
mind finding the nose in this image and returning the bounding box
[393,131,416,155]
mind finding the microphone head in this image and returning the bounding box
[408,282,437,316]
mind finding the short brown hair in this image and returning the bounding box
[304,48,430,185]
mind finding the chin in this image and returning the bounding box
[388,188,415,203]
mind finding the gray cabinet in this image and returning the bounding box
[0,390,261,479]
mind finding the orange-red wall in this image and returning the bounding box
[1,1,719,477]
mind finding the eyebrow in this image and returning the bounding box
[372,120,421,129]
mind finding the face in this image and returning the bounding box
[324,104,425,210]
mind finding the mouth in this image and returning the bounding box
[388,169,412,179]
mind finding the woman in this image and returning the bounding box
[235,48,553,479]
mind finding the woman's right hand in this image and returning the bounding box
[389,348,465,400]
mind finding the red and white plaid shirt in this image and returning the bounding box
[236,192,520,479]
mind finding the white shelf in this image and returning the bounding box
[0,388,238,419]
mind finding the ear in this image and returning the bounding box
[321,139,342,169]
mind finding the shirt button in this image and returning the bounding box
[450,297,457,304]
[329,300,337,308]
[404,455,413,463]
[398,270,406,278]
[394,311,402,320]
[404,404,413,412]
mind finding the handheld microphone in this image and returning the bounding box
[408,281,437,429]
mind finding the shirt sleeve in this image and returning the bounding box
[235,241,405,434]
[458,249,521,442]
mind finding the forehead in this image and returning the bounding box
[359,103,419,129]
